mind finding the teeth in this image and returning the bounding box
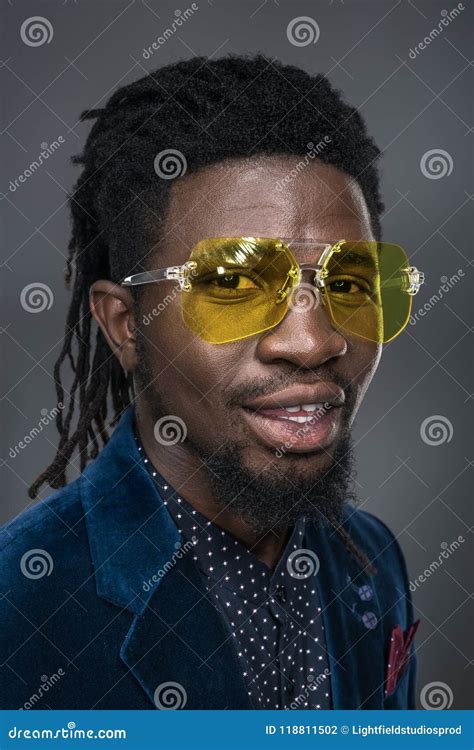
[279,415,316,423]
[282,403,325,413]
[275,403,329,422]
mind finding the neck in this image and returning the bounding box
[135,411,290,569]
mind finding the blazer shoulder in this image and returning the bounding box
[0,477,85,578]
[0,477,96,659]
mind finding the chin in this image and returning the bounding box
[244,442,340,475]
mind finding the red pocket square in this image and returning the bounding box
[385,620,420,697]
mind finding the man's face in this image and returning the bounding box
[132,155,381,530]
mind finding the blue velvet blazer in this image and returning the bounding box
[0,407,418,710]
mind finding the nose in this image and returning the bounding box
[256,284,347,368]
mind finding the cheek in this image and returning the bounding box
[139,292,243,421]
[346,339,382,416]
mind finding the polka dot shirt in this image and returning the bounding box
[136,432,331,709]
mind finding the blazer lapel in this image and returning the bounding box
[308,520,385,709]
[79,407,252,709]
[120,550,253,709]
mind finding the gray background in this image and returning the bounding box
[1,0,472,709]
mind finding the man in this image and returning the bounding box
[1,55,423,710]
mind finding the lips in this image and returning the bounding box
[241,383,345,453]
[257,403,330,422]
[242,383,345,412]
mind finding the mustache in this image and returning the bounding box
[226,371,355,410]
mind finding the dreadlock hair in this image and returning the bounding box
[29,54,384,506]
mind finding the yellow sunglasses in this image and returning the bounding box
[122,237,425,344]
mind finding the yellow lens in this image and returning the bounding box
[322,241,412,343]
[181,237,299,344]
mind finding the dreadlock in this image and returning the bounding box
[29,53,384,503]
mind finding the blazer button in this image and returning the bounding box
[362,611,378,630]
[358,584,373,601]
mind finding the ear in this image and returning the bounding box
[89,280,138,372]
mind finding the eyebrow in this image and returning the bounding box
[220,205,282,211]
[331,249,377,271]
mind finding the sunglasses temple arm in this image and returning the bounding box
[121,261,198,289]
[121,269,169,287]
[379,267,425,295]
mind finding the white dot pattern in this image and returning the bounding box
[136,433,331,709]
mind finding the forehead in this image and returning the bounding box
[156,155,374,264]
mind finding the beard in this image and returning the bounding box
[134,327,359,536]
[189,429,357,535]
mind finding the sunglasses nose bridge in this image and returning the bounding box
[296,263,326,290]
